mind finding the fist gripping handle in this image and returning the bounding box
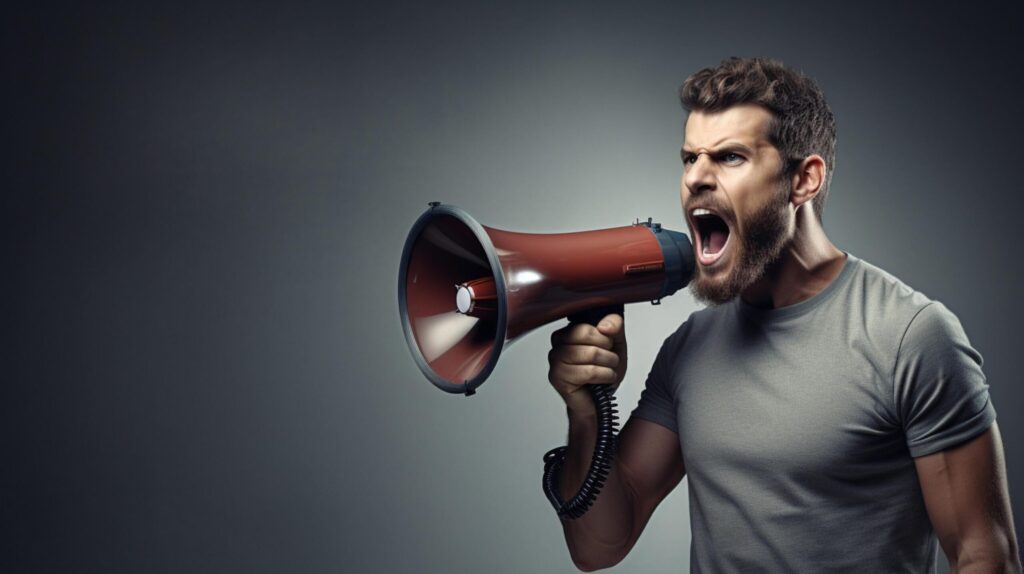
[542,303,624,519]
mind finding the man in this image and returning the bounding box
[547,57,1021,572]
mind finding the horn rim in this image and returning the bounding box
[397,203,508,395]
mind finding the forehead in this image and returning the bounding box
[683,104,774,150]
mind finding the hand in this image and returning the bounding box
[547,313,628,416]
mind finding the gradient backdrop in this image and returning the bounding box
[7,2,1023,573]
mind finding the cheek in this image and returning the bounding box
[733,176,783,215]
[729,198,762,237]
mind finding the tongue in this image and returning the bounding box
[707,230,727,254]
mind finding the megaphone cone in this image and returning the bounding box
[398,203,694,395]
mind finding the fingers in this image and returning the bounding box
[548,314,628,400]
[548,361,621,386]
[596,313,626,346]
[550,321,616,350]
[549,344,621,369]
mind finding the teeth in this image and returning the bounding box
[692,208,712,217]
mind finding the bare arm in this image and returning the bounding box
[548,314,685,571]
[915,423,1022,573]
[560,412,685,571]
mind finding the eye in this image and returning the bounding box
[682,152,697,165]
[720,152,745,165]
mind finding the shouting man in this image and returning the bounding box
[547,57,1021,572]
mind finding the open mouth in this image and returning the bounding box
[691,208,731,266]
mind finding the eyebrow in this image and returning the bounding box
[681,141,757,156]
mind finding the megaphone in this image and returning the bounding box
[398,202,694,395]
[397,202,694,518]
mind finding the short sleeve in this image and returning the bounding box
[630,328,683,435]
[894,302,995,457]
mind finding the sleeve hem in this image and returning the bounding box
[629,410,678,436]
[907,404,996,458]
[890,301,936,420]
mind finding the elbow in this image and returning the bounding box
[955,555,1022,574]
[569,548,627,572]
[571,557,619,572]
[952,534,1023,574]
[564,528,633,571]
[572,560,600,572]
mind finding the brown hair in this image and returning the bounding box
[680,57,837,221]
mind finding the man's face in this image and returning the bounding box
[681,104,793,305]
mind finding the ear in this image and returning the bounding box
[789,154,826,210]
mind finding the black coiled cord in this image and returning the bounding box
[542,383,620,519]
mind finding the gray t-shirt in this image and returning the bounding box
[632,253,995,573]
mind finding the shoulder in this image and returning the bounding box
[848,258,974,348]
[898,301,978,368]
[848,258,983,387]
[848,256,974,353]
[848,256,932,313]
[842,255,937,342]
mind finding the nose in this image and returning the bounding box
[683,152,716,197]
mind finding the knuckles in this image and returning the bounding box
[549,362,612,387]
[547,323,626,392]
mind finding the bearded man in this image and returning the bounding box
[546,57,1021,572]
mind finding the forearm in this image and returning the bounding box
[558,405,637,571]
[919,427,1022,574]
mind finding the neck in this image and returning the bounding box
[741,205,846,309]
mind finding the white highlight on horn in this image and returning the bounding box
[512,270,542,285]
[415,312,480,363]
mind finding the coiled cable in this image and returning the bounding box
[542,383,621,519]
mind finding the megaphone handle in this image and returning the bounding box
[543,303,624,519]
[565,303,625,328]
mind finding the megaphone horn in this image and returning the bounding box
[398,202,694,396]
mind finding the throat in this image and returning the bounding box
[697,214,730,255]
[703,229,727,254]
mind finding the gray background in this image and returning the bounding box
[6,1,1023,572]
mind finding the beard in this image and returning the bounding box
[690,182,792,306]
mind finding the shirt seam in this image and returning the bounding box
[890,301,936,424]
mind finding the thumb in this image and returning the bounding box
[596,313,626,345]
